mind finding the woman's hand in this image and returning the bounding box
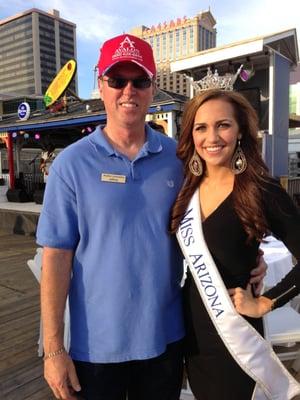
[228,284,274,318]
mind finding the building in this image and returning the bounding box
[130,10,216,96]
[290,81,300,116]
[0,93,45,120]
[0,89,187,200]
[0,8,77,97]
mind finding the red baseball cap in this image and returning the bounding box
[97,34,156,78]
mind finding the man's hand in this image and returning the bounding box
[249,249,267,295]
[44,352,81,399]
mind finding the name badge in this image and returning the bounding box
[101,173,126,183]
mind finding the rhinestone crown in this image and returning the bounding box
[192,65,243,93]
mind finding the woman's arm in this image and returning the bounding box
[231,182,300,317]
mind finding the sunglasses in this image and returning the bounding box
[101,76,152,89]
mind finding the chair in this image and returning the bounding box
[27,247,70,356]
[263,306,300,371]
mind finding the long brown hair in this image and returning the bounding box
[170,89,271,242]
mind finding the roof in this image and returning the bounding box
[0,99,105,134]
[0,93,44,101]
[0,90,187,134]
[171,28,299,76]
[0,8,76,27]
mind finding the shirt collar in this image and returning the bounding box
[88,126,116,156]
[143,124,163,154]
[88,125,163,157]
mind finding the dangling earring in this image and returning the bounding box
[189,150,203,176]
[231,138,247,175]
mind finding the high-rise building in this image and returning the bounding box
[130,10,216,96]
[0,8,77,97]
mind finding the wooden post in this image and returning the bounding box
[7,133,15,189]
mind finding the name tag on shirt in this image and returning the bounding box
[101,173,126,184]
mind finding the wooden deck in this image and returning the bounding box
[0,230,300,399]
[0,231,54,399]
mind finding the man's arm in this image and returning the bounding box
[41,247,81,399]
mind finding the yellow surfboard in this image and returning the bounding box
[44,59,77,107]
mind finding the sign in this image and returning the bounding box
[44,59,77,107]
[18,102,31,120]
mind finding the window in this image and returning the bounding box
[149,36,154,49]
[155,36,160,62]
[182,28,187,56]
[162,33,167,61]
[189,26,194,53]
[169,32,174,60]
[175,29,180,58]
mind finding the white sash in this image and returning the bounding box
[176,189,300,400]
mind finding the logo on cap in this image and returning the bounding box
[98,33,156,78]
[112,36,143,62]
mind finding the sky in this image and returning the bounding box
[1,0,299,99]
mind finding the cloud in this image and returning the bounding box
[216,0,300,46]
[21,0,123,42]
[3,0,300,45]
[2,0,299,98]
[37,0,208,43]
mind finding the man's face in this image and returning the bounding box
[98,62,155,130]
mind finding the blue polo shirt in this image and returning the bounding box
[36,126,185,363]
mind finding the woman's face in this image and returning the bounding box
[192,98,240,170]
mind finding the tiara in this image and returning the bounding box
[191,65,243,93]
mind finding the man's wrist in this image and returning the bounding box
[43,347,66,361]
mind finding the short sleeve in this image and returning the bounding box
[36,165,79,249]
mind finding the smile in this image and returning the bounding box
[119,102,138,108]
[204,145,224,153]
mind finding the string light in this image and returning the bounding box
[82,126,93,134]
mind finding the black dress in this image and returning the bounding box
[183,181,300,400]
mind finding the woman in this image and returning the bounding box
[170,89,300,399]
[40,143,55,183]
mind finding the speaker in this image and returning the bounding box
[33,189,44,204]
[6,188,30,203]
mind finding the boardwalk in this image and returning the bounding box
[0,230,300,399]
[0,231,53,399]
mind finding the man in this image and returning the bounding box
[37,33,265,400]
